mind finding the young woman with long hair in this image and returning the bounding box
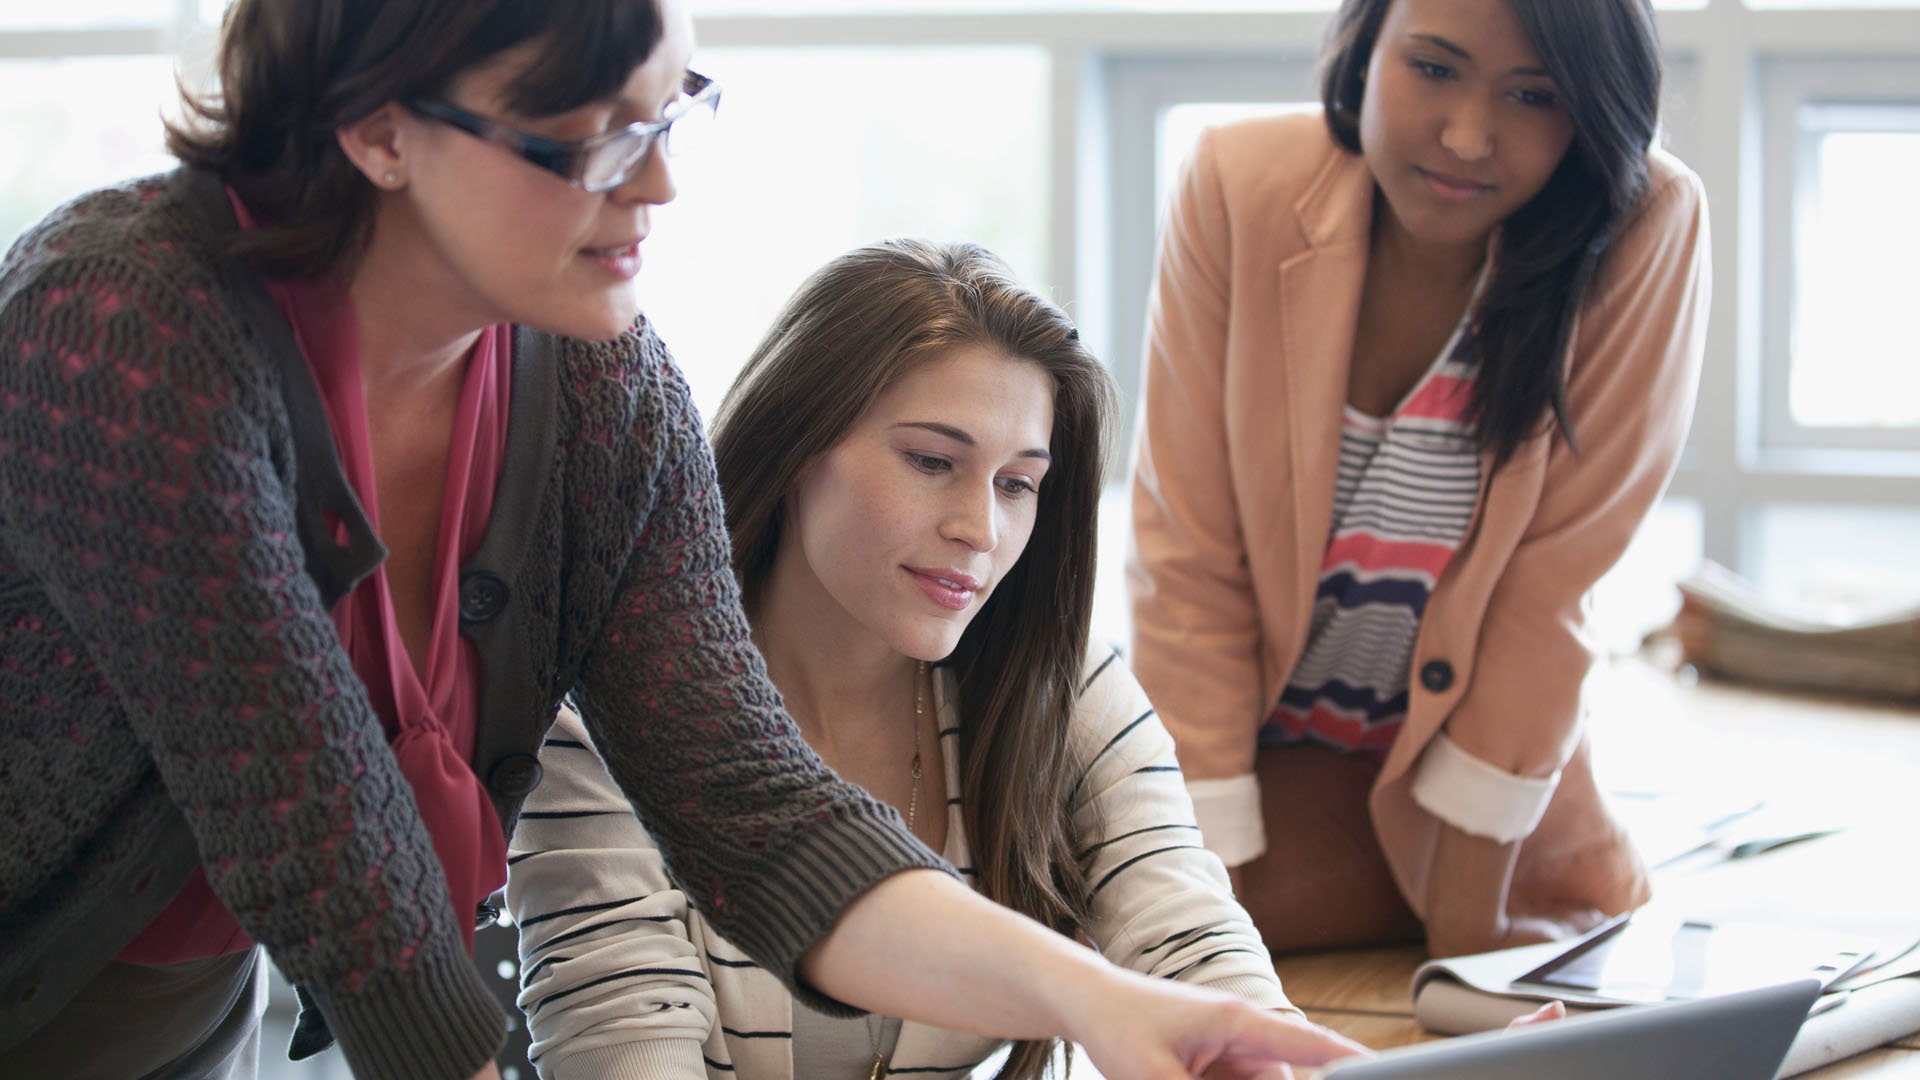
[0,3,1359,1079]
[1129,0,1709,959]
[504,240,1349,1079]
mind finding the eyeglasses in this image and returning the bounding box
[408,70,721,193]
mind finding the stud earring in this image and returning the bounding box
[383,171,399,186]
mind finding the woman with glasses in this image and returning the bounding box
[0,2,1359,1079]
[503,240,1345,1080]
[1130,0,1707,961]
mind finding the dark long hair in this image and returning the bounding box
[1321,0,1662,465]
[713,240,1117,1080]
[166,0,663,279]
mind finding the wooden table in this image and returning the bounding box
[1272,657,1920,1076]
[1274,946,1920,1076]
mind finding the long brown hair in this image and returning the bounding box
[713,239,1117,1080]
[1320,0,1663,466]
[166,0,663,279]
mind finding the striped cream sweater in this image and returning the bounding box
[506,645,1295,1079]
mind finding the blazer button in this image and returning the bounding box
[459,572,510,624]
[1419,659,1456,694]
[488,754,544,798]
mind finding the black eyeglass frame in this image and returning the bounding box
[407,70,720,193]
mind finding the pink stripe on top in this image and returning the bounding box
[1263,324,1482,759]
[120,194,512,965]
[1321,533,1458,583]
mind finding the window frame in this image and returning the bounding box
[1759,55,1920,454]
[9,0,1920,586]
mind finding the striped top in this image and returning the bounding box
[1264,325,1482,757]
[506,645,1293,1079]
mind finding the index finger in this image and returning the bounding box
[1220,1009,1374,1069]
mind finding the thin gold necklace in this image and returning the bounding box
[865,660,927,1080]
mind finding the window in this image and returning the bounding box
[0,0,170,30]
[0,2,212,252]
[698,1,1343,12]
[1746,503,1920,611]
[0,56,180,246]
[640,46,1051,420]
[1098,50,1317,426]
[1761,59,1920,451]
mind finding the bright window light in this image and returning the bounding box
[1790,105,1920,429]
[637,46,1051,422]
[0,57,180,251]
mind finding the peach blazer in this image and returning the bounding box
[1128,110,1710,921]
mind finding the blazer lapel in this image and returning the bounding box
[1247,151,1375,674]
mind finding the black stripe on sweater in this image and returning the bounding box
[517,809,623,820]
[1140,925,1211,955]
[1078,822,1199,862]
[721,1026,793,1040]
[1144,929,1233,959]
[518,897,644,929]
[1088,844,1206,897]
[528,965,711,1014]
[703,1056,737,1072]
[1165,947,1264,982]
[1081,648,1120,693]
[522,953,571,983]
[528,914,675,954]
[1067,708,1156,805]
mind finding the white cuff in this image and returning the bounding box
[1410,732,1559,843]
[1186,774,1266,867]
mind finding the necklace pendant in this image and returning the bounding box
[868,1052,887,1080]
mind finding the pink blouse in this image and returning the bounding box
[121,198,511,965]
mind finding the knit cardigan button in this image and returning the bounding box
[459,572,510,623]
[488,754,544,798]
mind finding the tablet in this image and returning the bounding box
[1513,912,1876,1004]
[1321,978,1821,1080]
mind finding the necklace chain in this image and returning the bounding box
[868,660,927,1079]
[906,660,924,833]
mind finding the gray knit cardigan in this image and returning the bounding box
[0,169,947,1080]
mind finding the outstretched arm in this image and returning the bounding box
[803,870,1368,1080]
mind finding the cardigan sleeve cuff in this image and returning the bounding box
[1410,731,1560,843]
[307,931,507,1080]
[713,806,957,1019]
[1186,774,1266,867]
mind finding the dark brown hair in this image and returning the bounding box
[1321,0,1663,465]
[712,239,1117,1080]
[166,0,663,279]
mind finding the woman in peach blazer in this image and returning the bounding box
[1129,0,1709,958]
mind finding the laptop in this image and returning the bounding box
[1321,978,1821,1080]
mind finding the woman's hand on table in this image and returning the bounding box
[1508,1000,1567,1029]
[1065,969,1370,1080]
